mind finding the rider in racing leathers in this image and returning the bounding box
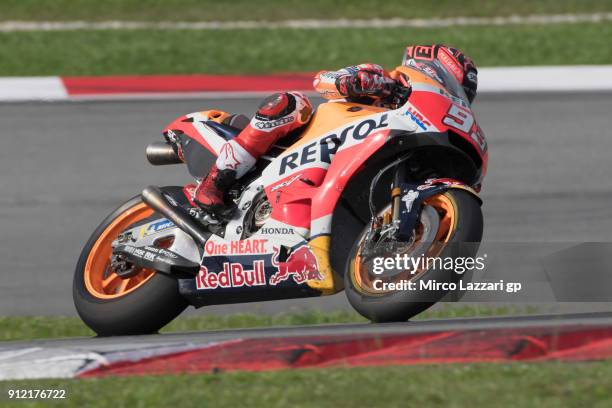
[182,44,478,215]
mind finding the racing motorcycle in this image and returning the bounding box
[73,64,487,335]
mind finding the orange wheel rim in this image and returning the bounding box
[423,193,457,245]
[84,202,156,299]
[352,192,457,295]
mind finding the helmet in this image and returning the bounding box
[402,44,478,103]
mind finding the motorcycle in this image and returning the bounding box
[73,64,487,335]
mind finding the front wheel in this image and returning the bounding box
[73,195,188,336]
[344,189,483,322]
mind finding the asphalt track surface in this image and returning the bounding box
[1,92,612,316]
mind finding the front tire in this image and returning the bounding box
[344,189,483,322]
[73,196,188,336]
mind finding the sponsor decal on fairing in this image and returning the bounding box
[270,245,324,285]
[403,105,433,131]
[139,219,175,237]
[276,113,389,176]
[196,262,266,289]
[196,238,324,290]
[270,173,302,191]
[122,244,178,264]
[204,238,268,256]
[259,227,295,235]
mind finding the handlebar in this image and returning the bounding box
[385,81,412,107]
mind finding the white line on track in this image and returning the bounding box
[0,13,611,31]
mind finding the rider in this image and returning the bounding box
[184,44,478,215]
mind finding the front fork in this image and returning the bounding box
[362,161,408,260]
[390,161,407,224]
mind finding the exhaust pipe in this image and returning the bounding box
[141,186,209,246]
[146,141,183,165]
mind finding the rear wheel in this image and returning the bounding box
[344,189,483,322]
[73,196,188,336]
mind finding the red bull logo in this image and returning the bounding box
[196,261,266,290]
[270,246,323,285]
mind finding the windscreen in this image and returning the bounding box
[405,59,470,105]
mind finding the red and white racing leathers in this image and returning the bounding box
[212,64,392,176]
[192,64,392,212]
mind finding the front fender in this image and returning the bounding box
[417,178,481,203]
[398,178,481,241]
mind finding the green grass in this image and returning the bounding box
[0,0,610,22]
[0,305,535,342]
[1,361,611,407]
[1,22,611,76]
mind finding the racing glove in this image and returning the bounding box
[338,69,395,99]
[314,63,396,100]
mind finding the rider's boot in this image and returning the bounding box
[193,166,238,215]
[191,136,256,215]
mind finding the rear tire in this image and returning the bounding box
[73,196,188,336]
[344,189,483,322]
